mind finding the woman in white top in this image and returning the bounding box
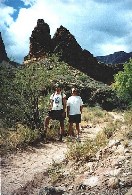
[67,87,83,141]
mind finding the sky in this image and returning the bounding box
[0,0,132,63]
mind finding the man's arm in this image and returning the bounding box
[80,97,83,114]
[67,105,70,117]
[80,105,83,114]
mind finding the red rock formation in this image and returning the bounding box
[0,32,9,62]
[52,26,123,84]
[25,20,123,84]
[29,19,51,59]
[52,25,83,66]
[52,26,98,71]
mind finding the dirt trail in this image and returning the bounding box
[1,112,124,195]
[1,125,101,195]
[1,142,67,195]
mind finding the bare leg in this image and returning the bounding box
[69,122,73,136]
[40,116,50,142]
[44,116,51,132]
[58,120,64,141]
[76,123,80,137]
[60,120,64,135]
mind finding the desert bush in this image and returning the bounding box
[78,73,89,83]
[123,108,132,139]
[82,106,113,124]
[94,130,108,149]
[67,131,108,162]
[48,160,65,184]
[103,123,116,138]
[46,121,60,141]
[124,108,132,125]
[45,119,69,141]
[0,125,40,154]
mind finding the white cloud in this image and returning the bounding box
[100,43,128,56]
[0,4,14,27]
[0,0,132,63]
[20,0,36,6]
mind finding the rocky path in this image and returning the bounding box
[1,112,131,195]
[1,142,67,195]
[1,125,100,195]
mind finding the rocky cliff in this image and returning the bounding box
[0,32,9,63]
[29,19,52,58]
[25,19,123,84]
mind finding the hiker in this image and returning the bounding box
[44,83,66,141]
[67,87,83,141]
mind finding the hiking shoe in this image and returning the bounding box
[67,136,74,142]
[76,136,81,142]
[58,134,63,142]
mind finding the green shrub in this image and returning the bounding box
[0,125,40,154]
[103,125,116,138]
[113,59,132,104]
[48,160,64,184]
[67,131,108,162]
[82,106,113,124]
[94,131,108,149]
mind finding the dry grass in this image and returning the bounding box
[66,130,108,162]
[0,124,40,154]
[82,106,113,125]
[48,160,65,184]
[124,108,132,124]
[67,106,132,163]
[46,119,69,141]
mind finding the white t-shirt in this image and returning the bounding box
[67,96,83,115]
[50,92,66,110]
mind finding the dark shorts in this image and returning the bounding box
[69,114,81,123]
[48,109,65,121]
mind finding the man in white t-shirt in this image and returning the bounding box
[67,87,83,141]
[44,83,66,141]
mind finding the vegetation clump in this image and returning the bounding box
[113,58,132,106]
[0,55,131,153]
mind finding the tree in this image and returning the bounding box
[13,55,68,129]
[113,58,132,104]
[0,64,21,127]
[0,54,69,129]
[14,62,51,129]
